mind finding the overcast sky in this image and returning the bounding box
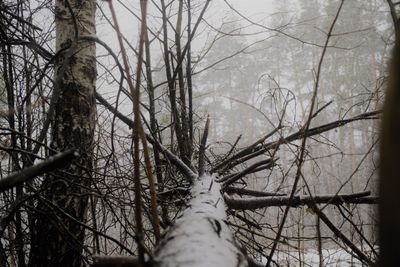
[216,0,276,17]
[97,1,277,40]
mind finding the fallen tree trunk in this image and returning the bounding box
[153,174,248,267]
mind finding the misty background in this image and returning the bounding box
[94,0,388,263]
[0,0,391,265]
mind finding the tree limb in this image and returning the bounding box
[0,150,78,192]
[225,191,376,210]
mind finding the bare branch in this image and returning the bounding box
[198,115,210,177]
[92,256,138,267]
[0,150,78,192]
[309,203,373,265]
[225,191,376,210]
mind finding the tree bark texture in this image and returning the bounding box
[29,0,96,266]
[153,175,248,267]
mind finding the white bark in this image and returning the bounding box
[154,175,248,267]
[29,1,96,266]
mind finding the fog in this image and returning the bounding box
[94,0,389,263]
[0,0,392,265]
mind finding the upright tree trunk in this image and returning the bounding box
[29,1,96,266]
[379,31,400,267]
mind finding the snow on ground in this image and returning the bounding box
[261,248,376,266]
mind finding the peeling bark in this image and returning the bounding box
[153,175,248,267]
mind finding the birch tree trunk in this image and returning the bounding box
[153,175,248,267]
[29,0,96,266]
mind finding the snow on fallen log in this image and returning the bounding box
[153,174,248,267]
